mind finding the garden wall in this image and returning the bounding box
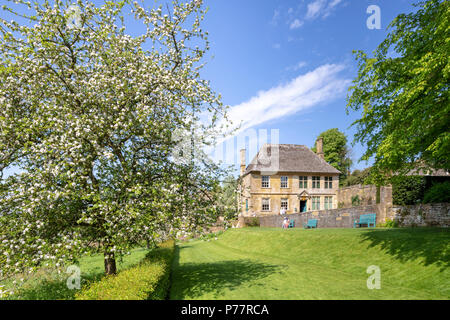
[336,184,392,208]
[242,205,379,229]
[239,202,450,228]
[386,203,450,227]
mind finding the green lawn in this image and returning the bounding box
[1,247,149,300]
[170,227,450,300]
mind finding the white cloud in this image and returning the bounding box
[306,0,326,20]
[286,61,308,71]
[225,64,351,134]
[289,19,304,29]
[270,9,280,26]
[306,0,342,20]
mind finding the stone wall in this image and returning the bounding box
[239,202,450,228]
[386,203,450,227]
[336,184,392,208]
[244,205,379,229]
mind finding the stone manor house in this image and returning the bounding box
[239,139,341,216]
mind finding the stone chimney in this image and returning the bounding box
[316,138,324,159]
[240,149,246,176]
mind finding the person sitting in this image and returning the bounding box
[282,217,289,229]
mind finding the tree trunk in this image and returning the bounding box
[104,251,117,275]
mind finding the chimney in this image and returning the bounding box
[240,149,246,176]
[316,137,324,159]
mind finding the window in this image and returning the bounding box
[281,198,288,210]
[325,177,333,189]
[281,176,288,188]
[245,199,248,211]
[312,176,320,188]
[324,196,332,209]
[261,176,270,188]
[312,196,321,210]
[299,176,307,189]
[262,198,270,211]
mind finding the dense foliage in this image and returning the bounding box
[76,240,175,300]
[391,176,427,205]
[216,176,239,222]
[341,167,372,186]
[347,0,449,181]
[423,181,450,204]
[311,128,352,181]
[0,0,229,276]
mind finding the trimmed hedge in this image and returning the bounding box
[75,240,175,300]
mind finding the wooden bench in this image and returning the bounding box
[353,214,376,228]
[303,219,317,229]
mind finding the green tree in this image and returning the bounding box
[347,0,449,182]
[341,167,373,186]
[312,128,352,181]
[423,181,450,203]
[391,176,427,205]
[216,175,239,222]
[0,0,229,277]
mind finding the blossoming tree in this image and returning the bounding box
[0,0,230,276]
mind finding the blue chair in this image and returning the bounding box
[288,219,295,228]
[303,219,318,229]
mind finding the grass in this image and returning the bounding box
[170,227,450,300]
[1,247,149,300]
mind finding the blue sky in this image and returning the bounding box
[1,0,419,178]
[197,0,417,173]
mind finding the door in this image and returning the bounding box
[300,200,307,212]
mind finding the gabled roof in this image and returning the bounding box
[244,144,340,176]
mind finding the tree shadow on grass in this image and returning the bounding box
[170,246,284,299]
[359,228,450,271]
[12,272,104,300]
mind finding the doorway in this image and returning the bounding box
[300,200,307,213]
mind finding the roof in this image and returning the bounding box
[406,168,450,177]
[244,144,340,176]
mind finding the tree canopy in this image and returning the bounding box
[347,0,449,181]
[0,0,229,276]
[311,128,352,181]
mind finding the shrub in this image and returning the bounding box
[391,176,426,205]
[75,240,175,300]
[351,195,361,206]
[379,218,399,228]
[246,217,260,227]
[423,181,450,204]
[199,230,224,241]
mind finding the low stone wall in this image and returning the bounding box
[239,202,450,228]
[387,203,450,227]
[244,205,379,229]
